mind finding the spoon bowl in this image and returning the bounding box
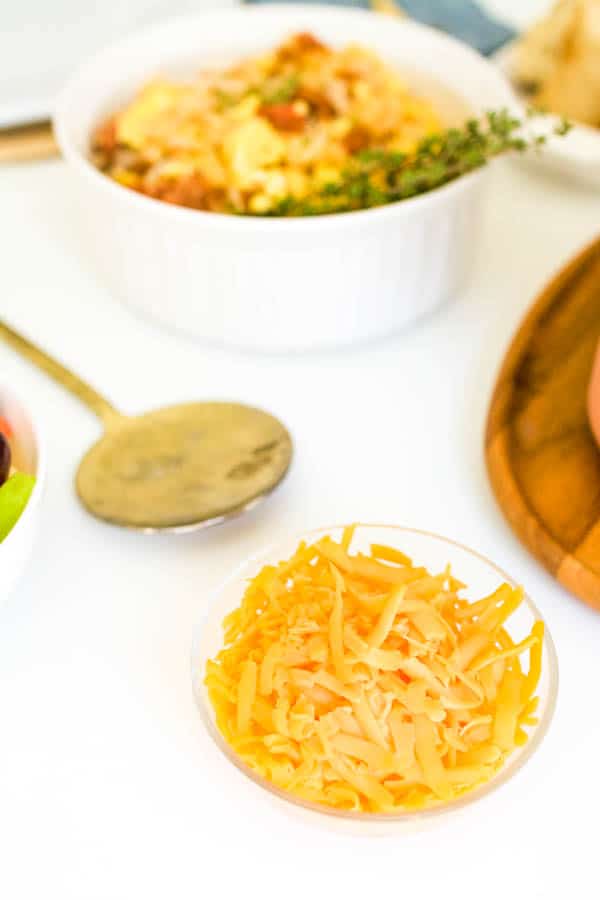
[0,319,293,531]
[76,402,292,531]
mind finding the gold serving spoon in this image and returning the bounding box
[0,320,293,531]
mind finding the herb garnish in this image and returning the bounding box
[261,74,300,106]
[246,110,570,217]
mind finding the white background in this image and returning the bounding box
[2,3,600,898]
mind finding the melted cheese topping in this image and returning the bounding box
[205,527,544,813]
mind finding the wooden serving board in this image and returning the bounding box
[485,236,600,611]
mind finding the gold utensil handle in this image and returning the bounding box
[0,319,122,428]
[0,122,59,164]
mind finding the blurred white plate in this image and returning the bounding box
[0,0,236,128]
[494,40,600,188]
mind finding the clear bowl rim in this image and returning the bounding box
[191,523,559,823]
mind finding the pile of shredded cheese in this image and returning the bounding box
[205,527,543,813]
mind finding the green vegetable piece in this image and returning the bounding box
[261,74,299,105]
[0,472,35,541]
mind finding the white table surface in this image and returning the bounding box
[0,149,598,898]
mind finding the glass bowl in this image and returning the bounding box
[191,525,558,831]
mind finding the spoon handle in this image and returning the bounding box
[0,318,122,429]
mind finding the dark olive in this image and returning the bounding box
[0,432,11,486]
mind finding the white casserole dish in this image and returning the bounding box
[54,4,515,352]
[0,385,46,602]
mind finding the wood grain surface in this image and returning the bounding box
[486,236,600,611]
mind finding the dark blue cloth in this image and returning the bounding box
[246,0,516,56]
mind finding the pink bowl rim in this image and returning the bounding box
[0,383,46,552]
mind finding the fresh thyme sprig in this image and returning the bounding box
[248,109,570,217]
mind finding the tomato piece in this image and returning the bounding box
[345,127,371,154]
[0,416,13,439]
[260,103,306,132]
[91,117,118,153]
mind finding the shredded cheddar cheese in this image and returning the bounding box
[205,528,544,814]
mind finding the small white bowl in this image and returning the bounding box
[495,42,600,189]
[191,525,558,833]
[0,385,46,601]
[54,4,515,352]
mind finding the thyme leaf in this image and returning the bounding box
[245,109,570,217]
